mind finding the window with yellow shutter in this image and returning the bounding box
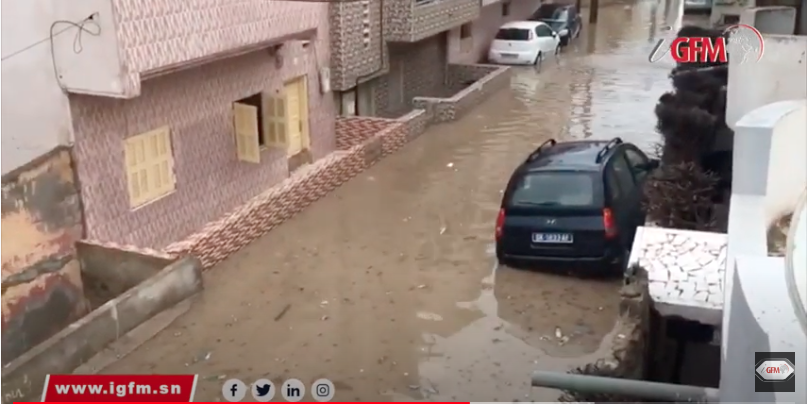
[124,126,176,208]
[232,92,289,162]
[262,92,288,148]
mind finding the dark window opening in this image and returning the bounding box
[460,23,472,38]
[236,93,265,147]
[502,2,511,16]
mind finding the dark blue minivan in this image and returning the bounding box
[495,138,657,272]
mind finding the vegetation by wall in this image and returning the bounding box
[1,146,87,365]
[645,26,733,232]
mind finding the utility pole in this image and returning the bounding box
[590,0,600,24]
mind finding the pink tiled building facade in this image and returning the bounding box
[68,0,336,248]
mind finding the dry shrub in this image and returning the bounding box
[644,162,719,231]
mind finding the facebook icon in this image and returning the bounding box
[221,378,247,402]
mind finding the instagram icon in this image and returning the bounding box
[311,378,335,402]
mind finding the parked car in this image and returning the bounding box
[684,0,713,13]
[488,21,561,66]
[528,4,582,47]
[495,138,658,272]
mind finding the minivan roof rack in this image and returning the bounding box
[595,137,623,163]
[526,139,557,163]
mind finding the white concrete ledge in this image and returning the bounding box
[629,226,727,325]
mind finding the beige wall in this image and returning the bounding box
[1,148,87,365]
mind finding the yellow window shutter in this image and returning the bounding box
[152,127,175,192]
[262,94,278,145]
[275,96,288,146]
[232,102,261,163]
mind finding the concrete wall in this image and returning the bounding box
[77,241,177,308]
[0,147,87,365]
[725,34,807,132]
[722,99,807,403]
[0,0,74,174]
[1,257,203,404]
[69,39,336,249]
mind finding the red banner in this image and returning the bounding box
[40,375,197,402]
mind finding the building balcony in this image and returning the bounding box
[52,0,321,98]
[386,0,481,43]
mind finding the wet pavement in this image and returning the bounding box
[104,1,679,401]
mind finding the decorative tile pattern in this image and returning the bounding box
[112,0,325,76]
[630,226,727,324]
[162,65,506,270]
[70,42,336,249]
[79,239,177,261]
[413,64,511,122]
[329,0,481,92]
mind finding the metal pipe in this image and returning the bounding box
[531,370,721,402]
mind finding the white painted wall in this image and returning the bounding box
[1,0,73,174]
[723,99,807,404]
[725,34,807,131]
[766,103,807,222]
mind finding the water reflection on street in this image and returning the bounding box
[104,1,678,401]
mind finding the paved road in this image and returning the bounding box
[105,1,677,401]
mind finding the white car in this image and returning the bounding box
[488,21,561,66]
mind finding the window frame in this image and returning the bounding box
[123,126,176,208]
[624,147,651,182]
[609,152,636,195]
[535,24,554,37]
[502,1,511,16]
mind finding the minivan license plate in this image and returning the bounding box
[532,233,573,244]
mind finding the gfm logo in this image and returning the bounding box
[649,24,765,64]
[755,359,796,382]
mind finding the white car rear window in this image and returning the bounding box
[495,28,531,41]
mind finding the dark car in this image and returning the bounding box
[528,4,582,46]
[495,138,658,272]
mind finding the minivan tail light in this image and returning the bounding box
[495,209,506,240]
[603,208,618,239]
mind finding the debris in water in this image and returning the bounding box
[446,162,454,168]
[439,225,447,235]
[416,311,443,321]
[321,315,329,321]
[417,284,427,289]
[320,300,329,307]
[555,327,563,339]
[274,304,291,321]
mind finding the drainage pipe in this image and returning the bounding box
[531,371,721,403]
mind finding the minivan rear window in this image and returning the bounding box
[508,172,599,207]
[495,28,530,41]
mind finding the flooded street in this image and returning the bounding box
[105,1,677,401]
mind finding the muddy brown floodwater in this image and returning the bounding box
[104,1,678,401]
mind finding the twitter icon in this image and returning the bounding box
[251,379,275,402]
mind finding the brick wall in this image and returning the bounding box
[1,147,87,365]
[70,43,337,249]
[336,117,400,150]
[413,64,512,122]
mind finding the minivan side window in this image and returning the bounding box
[611,155,635,194]
[624,148,650,182]
[605,170,621,203]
